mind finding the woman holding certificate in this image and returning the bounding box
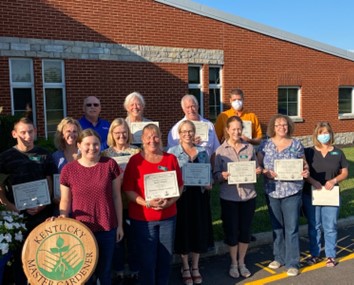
[168,120,214,285]
[302,122,348,267]
[257,114,309,277]
[102,118,140,284]
[60,129,124,285]
[123,124,183,285]
[213,116,262,279]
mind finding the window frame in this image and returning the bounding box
[188,65,203,116]
[277,86,302,121]
[42,59,67,138]
[9,58,36,125]
[208,65,223,122]
[338,86,354,118]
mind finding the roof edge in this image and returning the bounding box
[155,0,354,62]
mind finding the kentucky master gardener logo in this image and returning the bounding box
[22,218,98,285]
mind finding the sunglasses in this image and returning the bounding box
[86,103,100,107]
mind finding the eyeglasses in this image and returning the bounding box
[86,103,100,107]
[180,130,194,135]
[275,124,288,128]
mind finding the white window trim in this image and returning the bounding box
[338,86,354,120]
[9,58,36,125]
[42,59,67,138]
[278,86,303,122]
[209,65,223,114]
[188,65,203,116]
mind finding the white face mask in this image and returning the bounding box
[231,100,243,111]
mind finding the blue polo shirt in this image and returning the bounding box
[79,116,110,150]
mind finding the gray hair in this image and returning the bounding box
[180,94,199,109]
[124,92,146,110]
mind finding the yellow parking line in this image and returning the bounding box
[254,263,276,274]
[244,253,354,285]
[336,245,353,253]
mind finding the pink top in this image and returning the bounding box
[60,157,120,232]
[123,152,183,221]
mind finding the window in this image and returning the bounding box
[43,60,66,137]
[338,87,354,115]
[188,65,203,115]
[209,66,222,122]
[278,87,300,117]
[9,59,35,123]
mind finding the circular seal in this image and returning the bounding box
[22,217,98,284]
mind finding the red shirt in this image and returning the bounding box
[123,152,183,221]
[60,157,120,232]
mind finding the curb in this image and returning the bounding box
[172,216,354,263]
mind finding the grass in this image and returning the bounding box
[211,146,354,241]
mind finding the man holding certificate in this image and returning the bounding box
[123,124,183,285]
[0,117,57,285]
[213,116,262,279]
[167,94,220,158]
[258,114,309,277]
[302,122,348,268]
[168,120,213,285]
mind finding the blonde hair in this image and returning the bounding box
[54,117,82,150]
[141,123,163,150]
[312,122,334,147]
[107,118,132,147]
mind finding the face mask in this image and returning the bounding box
[231,100,243,111]
[317,134,331,144]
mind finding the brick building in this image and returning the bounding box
[1,0,354,144]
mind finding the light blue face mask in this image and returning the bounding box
[317,133,331,144]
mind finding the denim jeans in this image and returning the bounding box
[87,228,116,285]
[268,191,301,269]
[131,216,176,285]
[302,193,339,258]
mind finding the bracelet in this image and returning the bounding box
[145,201,151,208]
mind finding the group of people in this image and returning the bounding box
[0,88,348,285]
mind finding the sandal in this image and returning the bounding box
[191,268,203,284]
[181,268,193,285]
[229,264,239,278]
[239,264,251,278]
[326,257,337,267]
[307,256,321,265]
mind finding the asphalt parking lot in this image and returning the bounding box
[169,219,354,285]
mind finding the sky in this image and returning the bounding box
[192,0,354,52]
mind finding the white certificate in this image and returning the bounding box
[274,159,303,181]
[227,161,257,184]
[131,121,159,143]
[192,121,209,142]
[53,174,60,199]
[144,171,180,201]
[312,186,340,206]
[112,155,132,171]
[242,120,252,139]
[12,179,51,211]
[182,163,211,186]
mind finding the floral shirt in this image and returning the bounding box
[258,138,304,198]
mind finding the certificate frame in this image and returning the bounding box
[242,120,252,139]
[227,161,257,184]
[12,179,51,211]
[182,163,211,186]
[312,186,340,206]
[144,171,180,201]
[274,159,303,181]
[53,174,60,199]
[112,155,132,171]
[191,121,209,142]
[130,121,159,144]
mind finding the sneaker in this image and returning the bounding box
[229,264,239,278]
[287,267,299,276]
[239,264,251,278]
[268,260,282,269]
